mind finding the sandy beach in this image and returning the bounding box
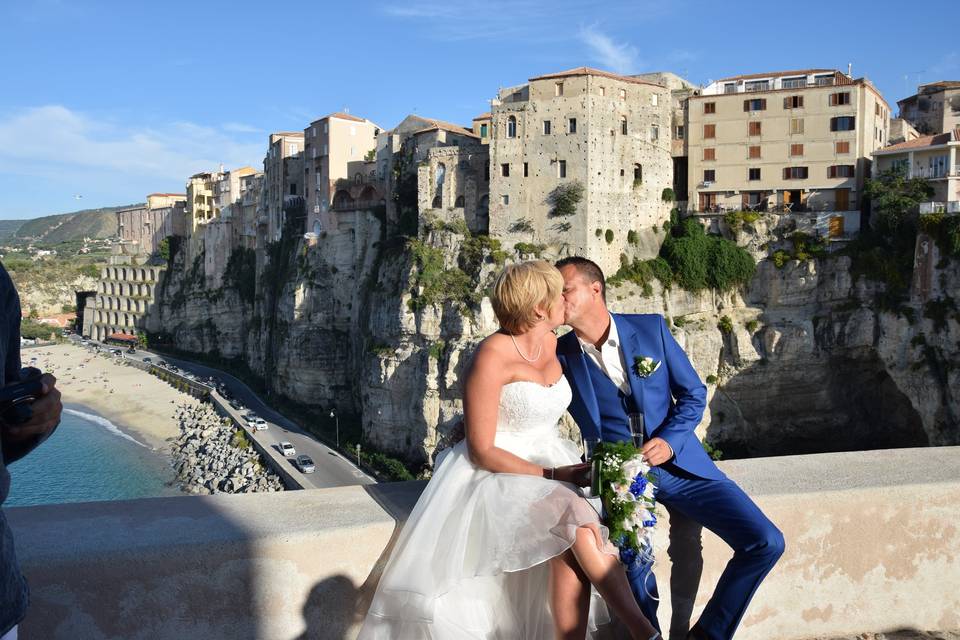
[21,342,199,451]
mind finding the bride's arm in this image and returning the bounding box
[463,345,550,478]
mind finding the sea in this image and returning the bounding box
[5,405,181,507]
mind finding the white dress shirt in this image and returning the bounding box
[577,313,631,395]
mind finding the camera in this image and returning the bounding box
[0,367,45,426]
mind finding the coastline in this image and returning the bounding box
[23,343,200,452]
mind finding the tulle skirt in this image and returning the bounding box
[358,424,617,639]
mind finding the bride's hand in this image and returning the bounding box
[553,462,592,487]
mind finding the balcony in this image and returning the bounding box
[911,167,960,180]
[919,201,960,214]
[7,447,960,640]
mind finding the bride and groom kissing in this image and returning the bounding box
[359,257,785,640]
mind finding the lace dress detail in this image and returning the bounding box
[358,376,616,640]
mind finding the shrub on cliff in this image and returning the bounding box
[660,217,755,292]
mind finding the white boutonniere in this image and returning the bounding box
[632,355,661,378]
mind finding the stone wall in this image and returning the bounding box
[9,447,959,639]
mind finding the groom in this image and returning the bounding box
[555,257,784,640]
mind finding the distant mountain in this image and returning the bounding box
[0,219,25,241]
[6,204,142,245]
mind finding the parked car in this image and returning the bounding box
[251,418,268,431]
[228,399,242,410]
[295,455,315,473]
[143,357,153,364]
[278,442,296,457]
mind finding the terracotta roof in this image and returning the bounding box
[875,128,960,153]
[324,111,367,123]
[147,193,186,198]
[716,69,839,82]
[918,80,960,90]
[272,131,304,137]
[412,123,480,139]
[529,66,661,88]
[472,112,492,120]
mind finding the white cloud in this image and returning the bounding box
[579,26,642,75]
[0,106,264,184]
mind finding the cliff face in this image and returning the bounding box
[149,214,960,465]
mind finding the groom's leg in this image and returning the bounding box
[658,472,784,640]
[625,556,660,633]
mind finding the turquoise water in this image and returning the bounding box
[5,405,181,506]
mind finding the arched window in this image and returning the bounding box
[455,195,465,208]
[507,116,517,138]
[313,219,322,235]
[634,164,642,183]
[477,194,490,234]
[621,116,628,135]
[332,190,354,209]
[354,173,363,184]
[434,163,446,208]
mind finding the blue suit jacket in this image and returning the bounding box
[557,313,724,480]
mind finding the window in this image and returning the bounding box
[558,160,566,178]
[484,163,490,181]
[703,148,716,161]
[704,102,716,114]
[743,98,767,111]
[831,116,856,131]
[703,124,716,138]
[748,168,761,181]
[783,167,809,180]
[744,80,770,91]
[288,144,299,155]
[828,165,855,178]
[507,116,517,138]
[676,125,685,139]
[323,144,328,155]
[790,143,804,157]
[835,141,850,154]
[748,145,761,159]
[703,169,716,182]
[784,95,804,109]
[650,124,659,141]
[599,86,606,97]
[634,164,642,182]
[814,74,835,86]
[830,92,851,106]
[621,116,628,135]
[501,194,509,205]
[651,93,659,106]
[543,120,552,135]
[568,118,577,134]
[790,118,804,134]
[523,162,528,177]
[619,88,626,100]
[875,103,881,116]
[480,123,488,137]
[723,83,736,94]
[501,163,510,177]
[782,77,806,89]
[620,169,625,176]
[555,82,564,96]
[748,121,762,136]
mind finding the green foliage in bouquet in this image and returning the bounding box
[591,440,657,561]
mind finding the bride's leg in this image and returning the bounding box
[549,549,590,640]
[570,526,658,640]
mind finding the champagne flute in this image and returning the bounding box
[628,413,645,449]
[582,437,600,460]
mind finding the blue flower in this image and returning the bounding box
[642,515,657,528]
[629,476,648,497]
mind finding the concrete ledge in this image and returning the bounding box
[6,447,959,639]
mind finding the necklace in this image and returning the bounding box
[510,333,542,362]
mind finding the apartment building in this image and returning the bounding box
[115,193,187,255]
[873,128,960,214]
[488,67,673,272]
[262,132,305,241]
[898,81,960,135]
[303,113,381,235]
[687,69,890,237]
[471,113,492,143]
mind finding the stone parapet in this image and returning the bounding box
[7,447,959,639]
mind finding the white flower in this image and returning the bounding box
[643,482,656,500]
[622,456,650,481]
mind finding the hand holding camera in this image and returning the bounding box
[1,367,63,446]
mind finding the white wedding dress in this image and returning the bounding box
[358,377,617,639]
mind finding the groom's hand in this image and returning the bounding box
[641,437,673,466]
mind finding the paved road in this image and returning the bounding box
[72,337,374,489]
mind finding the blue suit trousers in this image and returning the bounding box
[625,466,785,640]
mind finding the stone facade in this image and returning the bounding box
[116,194,187,256]
[898,81,960,135]
[417,143,490,233]
[263,132,305,241]
[487,67,674,273]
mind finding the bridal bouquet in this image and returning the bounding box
[590,441,658,566]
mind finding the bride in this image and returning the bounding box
[358,261,659,640]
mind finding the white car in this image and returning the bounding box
[278,442,296,457]
[251,418,268,431]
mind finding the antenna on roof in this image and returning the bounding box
[847,63,853,78]
[343,107,350,114]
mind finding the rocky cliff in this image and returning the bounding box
[148,211,960,467]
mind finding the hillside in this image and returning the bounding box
[10,204,141,245]
[0,219,25,241]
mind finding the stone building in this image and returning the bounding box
[471,112,492,143]
[262,132,305,241]
[115,193,188,256]
[687,69,891,238]
[303,113,381,235]
[82,260,166,342]
[487,67,674,272]
[238,171,262,249]
[898,81,960,136]
[873,128,960,212]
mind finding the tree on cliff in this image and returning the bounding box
[863,168,934,233]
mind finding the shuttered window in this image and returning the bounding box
[835,141,850,154]
[783,167,809,180]
[704,124,716,138]
[703,148,716,161]
[783,95,804,109]
[790,143,804,156]
[704,102,716,114]
[830,92,851,106]
[743,98,767,111]
[748,121,762,136]
[748,145,761,159]
[828,165,855,178]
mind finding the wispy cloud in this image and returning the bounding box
[222,122,263,134]
[579,25,642,74]
[0,105,263,194]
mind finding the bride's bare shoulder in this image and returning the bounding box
[469,333,514,373]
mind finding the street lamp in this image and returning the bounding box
[330,409,339,447]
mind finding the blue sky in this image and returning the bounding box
[0,0,956,220]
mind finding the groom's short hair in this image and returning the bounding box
[555,257,606,302]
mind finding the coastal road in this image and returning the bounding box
[73,338,374,489]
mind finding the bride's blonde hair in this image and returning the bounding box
[490,260,564,335]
